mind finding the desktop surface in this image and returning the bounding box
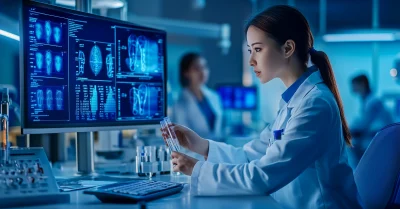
[12,174,284,209]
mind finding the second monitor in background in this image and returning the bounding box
[216,85,258,111]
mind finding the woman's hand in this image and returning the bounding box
[161,123,209,158]
[171,152,198,176]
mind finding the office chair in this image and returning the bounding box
[354,123,400,209]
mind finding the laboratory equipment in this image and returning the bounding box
[160,117,181,152]
[83,180,184,203]
[0,88,10,164]
[135,145,171,178]
[0,148,70,208]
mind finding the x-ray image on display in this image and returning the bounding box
[56,90,64,110]
[77,50,85,76]
[106,54,114,78]
[46,89,53,110]
[32,19,66,45]
[54,55,63,73]
[45,50,52,75]
[36,89,44,109]
[75,39,114,80]
[130,84,148,116]
[90,45,103,76]
[36,52,44,71]
[117,82,164,120]
[33,50,65,76]
[116,27,164,76]
[127,35,147,72]
[53,25,62,44]
[45,21,52,44]
[35,22,43,41]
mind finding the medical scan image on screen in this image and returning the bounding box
[116,82,163,120]
[34,19,64,45]
[116,27,164,76]
[24,4,166,126]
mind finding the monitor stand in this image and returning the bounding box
[76,132,95,175]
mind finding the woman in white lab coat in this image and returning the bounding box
[164,5,362,209]
[172,52,223,140]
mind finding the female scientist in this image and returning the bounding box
[164,5,362,209]
[172,52,223,140]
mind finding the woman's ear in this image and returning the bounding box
[282,39,295,59]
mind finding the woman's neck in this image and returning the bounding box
[280,62,307,88]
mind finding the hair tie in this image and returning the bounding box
[309,47,317,54]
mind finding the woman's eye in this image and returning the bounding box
[247,49,251,54]
[255,48,261,52]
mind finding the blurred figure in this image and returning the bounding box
[348,74,393,169]
[172,52,223,141]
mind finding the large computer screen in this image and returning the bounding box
[216,85,257,110]
[20,1,167,134]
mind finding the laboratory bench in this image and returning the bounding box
[11,171,284,209]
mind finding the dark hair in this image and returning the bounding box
[351,74,371,94]
[245,5,352,146]
[179,52,201,87]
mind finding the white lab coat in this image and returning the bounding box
[352,94,393,133]
[190,71,362,209]
[172,86,223,140]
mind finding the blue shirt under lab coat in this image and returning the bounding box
[190,69,362,209]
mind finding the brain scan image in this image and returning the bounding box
[45,50,52,76]
[35,23,43,41]
[77,51,85,76]
[53,25,61,44]
[56,90,63,110]
[129,84,148,115]
[89,45,103,76]
[36,52,43,71]
[90,85,98,117]
[45,20,52,44]
[46,89,53,110]
[106,54,114,78]
[54,55,62,73]
[37,89,44,109]
[127,35,148,72]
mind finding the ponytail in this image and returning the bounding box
[310,50,352,146]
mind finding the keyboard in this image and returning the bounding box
[83,180,184,203]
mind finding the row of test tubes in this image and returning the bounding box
[160,117,181,152]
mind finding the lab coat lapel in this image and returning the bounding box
[182,89,210,133]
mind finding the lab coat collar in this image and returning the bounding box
[285,69,324,108]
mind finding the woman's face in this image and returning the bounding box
[246,26,287,84]
[185,57,209,87]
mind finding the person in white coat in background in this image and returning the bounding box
[347,74,393,169]
[172,52,223,141]
[162,5,362,209]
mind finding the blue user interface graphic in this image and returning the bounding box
[24,4,165,126]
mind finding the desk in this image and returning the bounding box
[12,174,284,209]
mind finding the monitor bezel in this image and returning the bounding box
[20,0,167,134]
[215,83,258,111]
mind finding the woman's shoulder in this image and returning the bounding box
[300,83,338,114]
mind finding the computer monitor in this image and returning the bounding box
[20,1,167,134]
[216,85,257,110]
